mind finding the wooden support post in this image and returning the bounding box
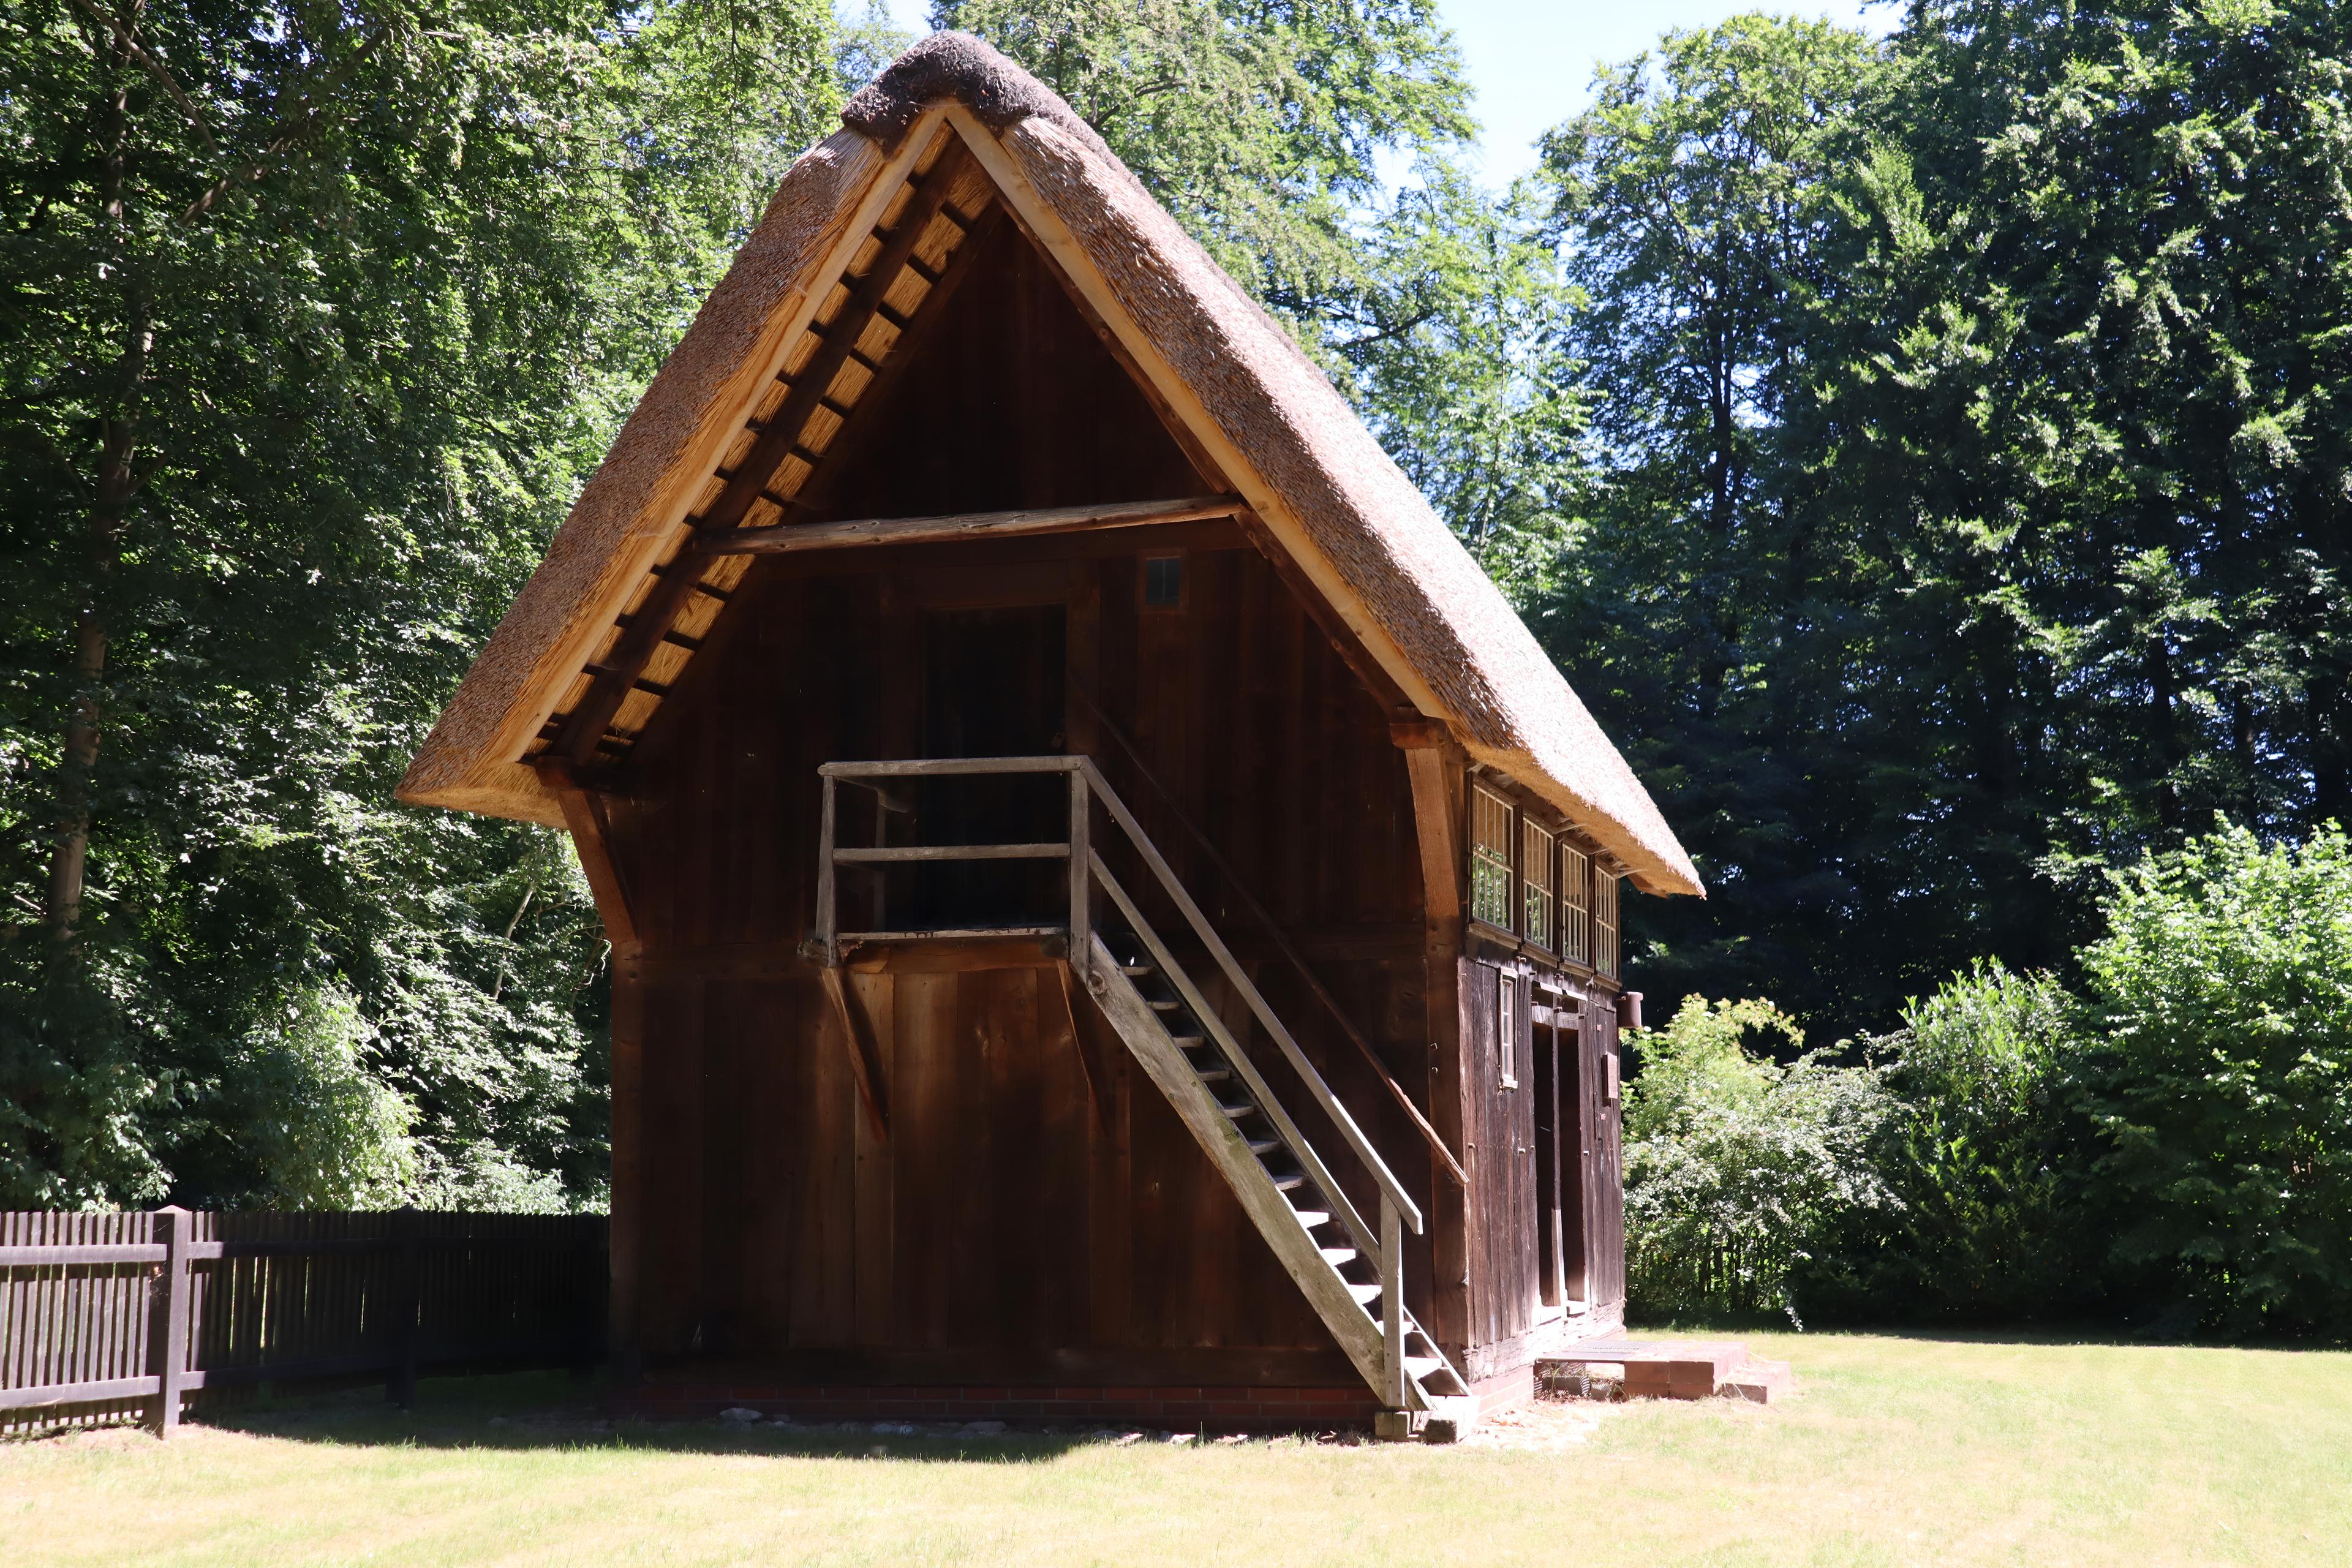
[816,774,839,967]
[1381,1194,1406,1412]
[1068,767,1091,960]
[820,966,890,1141]
[608,944,646,1385]
[147,1206,190,1439]
[388,1204,420,1409]
[1395,720,1472,1355]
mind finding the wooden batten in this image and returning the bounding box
[708,496,1241,556]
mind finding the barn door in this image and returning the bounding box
[1583,995,1626,1316]
[1530,987,1578,1315]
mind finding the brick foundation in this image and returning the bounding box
[621,1382,1384,1431]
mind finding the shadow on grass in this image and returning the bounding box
[191,1370,1304,1463]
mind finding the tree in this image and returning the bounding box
[931,0,1476,333]
[1532,2,2352,1042]
[0,0,842,1206]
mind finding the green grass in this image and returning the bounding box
[6,1332,2351,1566]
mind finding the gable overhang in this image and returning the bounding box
[399,50,1703,899]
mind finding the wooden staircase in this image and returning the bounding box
[813,754,1474,1441]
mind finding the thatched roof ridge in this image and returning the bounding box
[398,33,1702,899]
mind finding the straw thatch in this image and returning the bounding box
[398,33,1702,899]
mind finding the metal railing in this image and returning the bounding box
[812,755,1424,1408]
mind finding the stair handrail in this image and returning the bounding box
[1079,758,1425,1237]
[1066,682,1467,1189]
[1087,859,1381,1264]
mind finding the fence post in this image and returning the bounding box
[148,1206,190,1439]
[388,1205,420,1409]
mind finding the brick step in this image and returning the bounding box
[1534,1340,1797,1403]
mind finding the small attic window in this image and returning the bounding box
[1142,552,1185,610]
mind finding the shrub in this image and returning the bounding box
[1623,997,1895,1324]
[1799,962,2098,1321]
[2071,822,2352,1335]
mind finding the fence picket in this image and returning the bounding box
[1,1209,606,1436]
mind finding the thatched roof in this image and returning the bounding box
[396,33,1702,899]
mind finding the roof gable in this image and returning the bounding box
[397,34,1702,899]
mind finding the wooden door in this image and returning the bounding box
[1531,997,1570,1313]
[1583,994,1626,1314]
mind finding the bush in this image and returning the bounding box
[1798,962,2099,1322]
[2072,822,2352,1335]
[1623,997,1895,1324]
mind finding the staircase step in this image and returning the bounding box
[1291,1208,1332,1230]
[1171,1034,1206,1049]
[1216,1098,1256,1120]
[1120,963,1155,976]
[1346,1281,1382,1307]
[1247,1137,1283,1157]
[1149,998,1182,1012]
[1317,1246,1357,1267]
[1403,1354,1446,1381]
[1268,1170,1308,1192]
[1195,1066,1233,1085]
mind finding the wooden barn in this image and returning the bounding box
[400,34,1702,1439]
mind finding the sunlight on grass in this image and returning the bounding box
[4,1334,2350,1567]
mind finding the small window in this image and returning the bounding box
[1523,820,1556,952]
[1594,867,1621,980]
[1561,845,1591,968]
[1469,784,1515,931]
[1495,967,1517,1090]
[1142,553,1185,609]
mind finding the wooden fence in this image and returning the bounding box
[0,1207,606,1438]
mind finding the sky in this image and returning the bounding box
[876,1,1900,185]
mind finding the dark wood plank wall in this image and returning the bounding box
[590,217,1460,1380]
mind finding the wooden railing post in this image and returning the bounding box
[1068,766,1091,963]
[1380,1194,1406,1411]
[388,1205,420,1409]
[815,774,839,967]
[148,1206,190,1439]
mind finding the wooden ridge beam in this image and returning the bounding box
[547,138,973,766]
[704,495,1243,557]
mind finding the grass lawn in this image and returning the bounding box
[5,1330,2350,1567]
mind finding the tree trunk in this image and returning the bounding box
[45,32,145,948]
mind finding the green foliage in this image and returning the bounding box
[1622,997,1895,1324]
[1803,962,2098,1321]
[1531,2,2352,1042]
[932,0,1476,324]
[0,0,841,1207]
[2073,822,2352,1333]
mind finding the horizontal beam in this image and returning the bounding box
[833,843,1070,863]
[839,925,1066,944]
[820,755,1080,778]
[706,495,1242,556]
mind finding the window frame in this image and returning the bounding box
[1561,843,1592,969]
[1521,818,1557,954]
[1594,864,1621,981]
[1468,782,1517,935]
